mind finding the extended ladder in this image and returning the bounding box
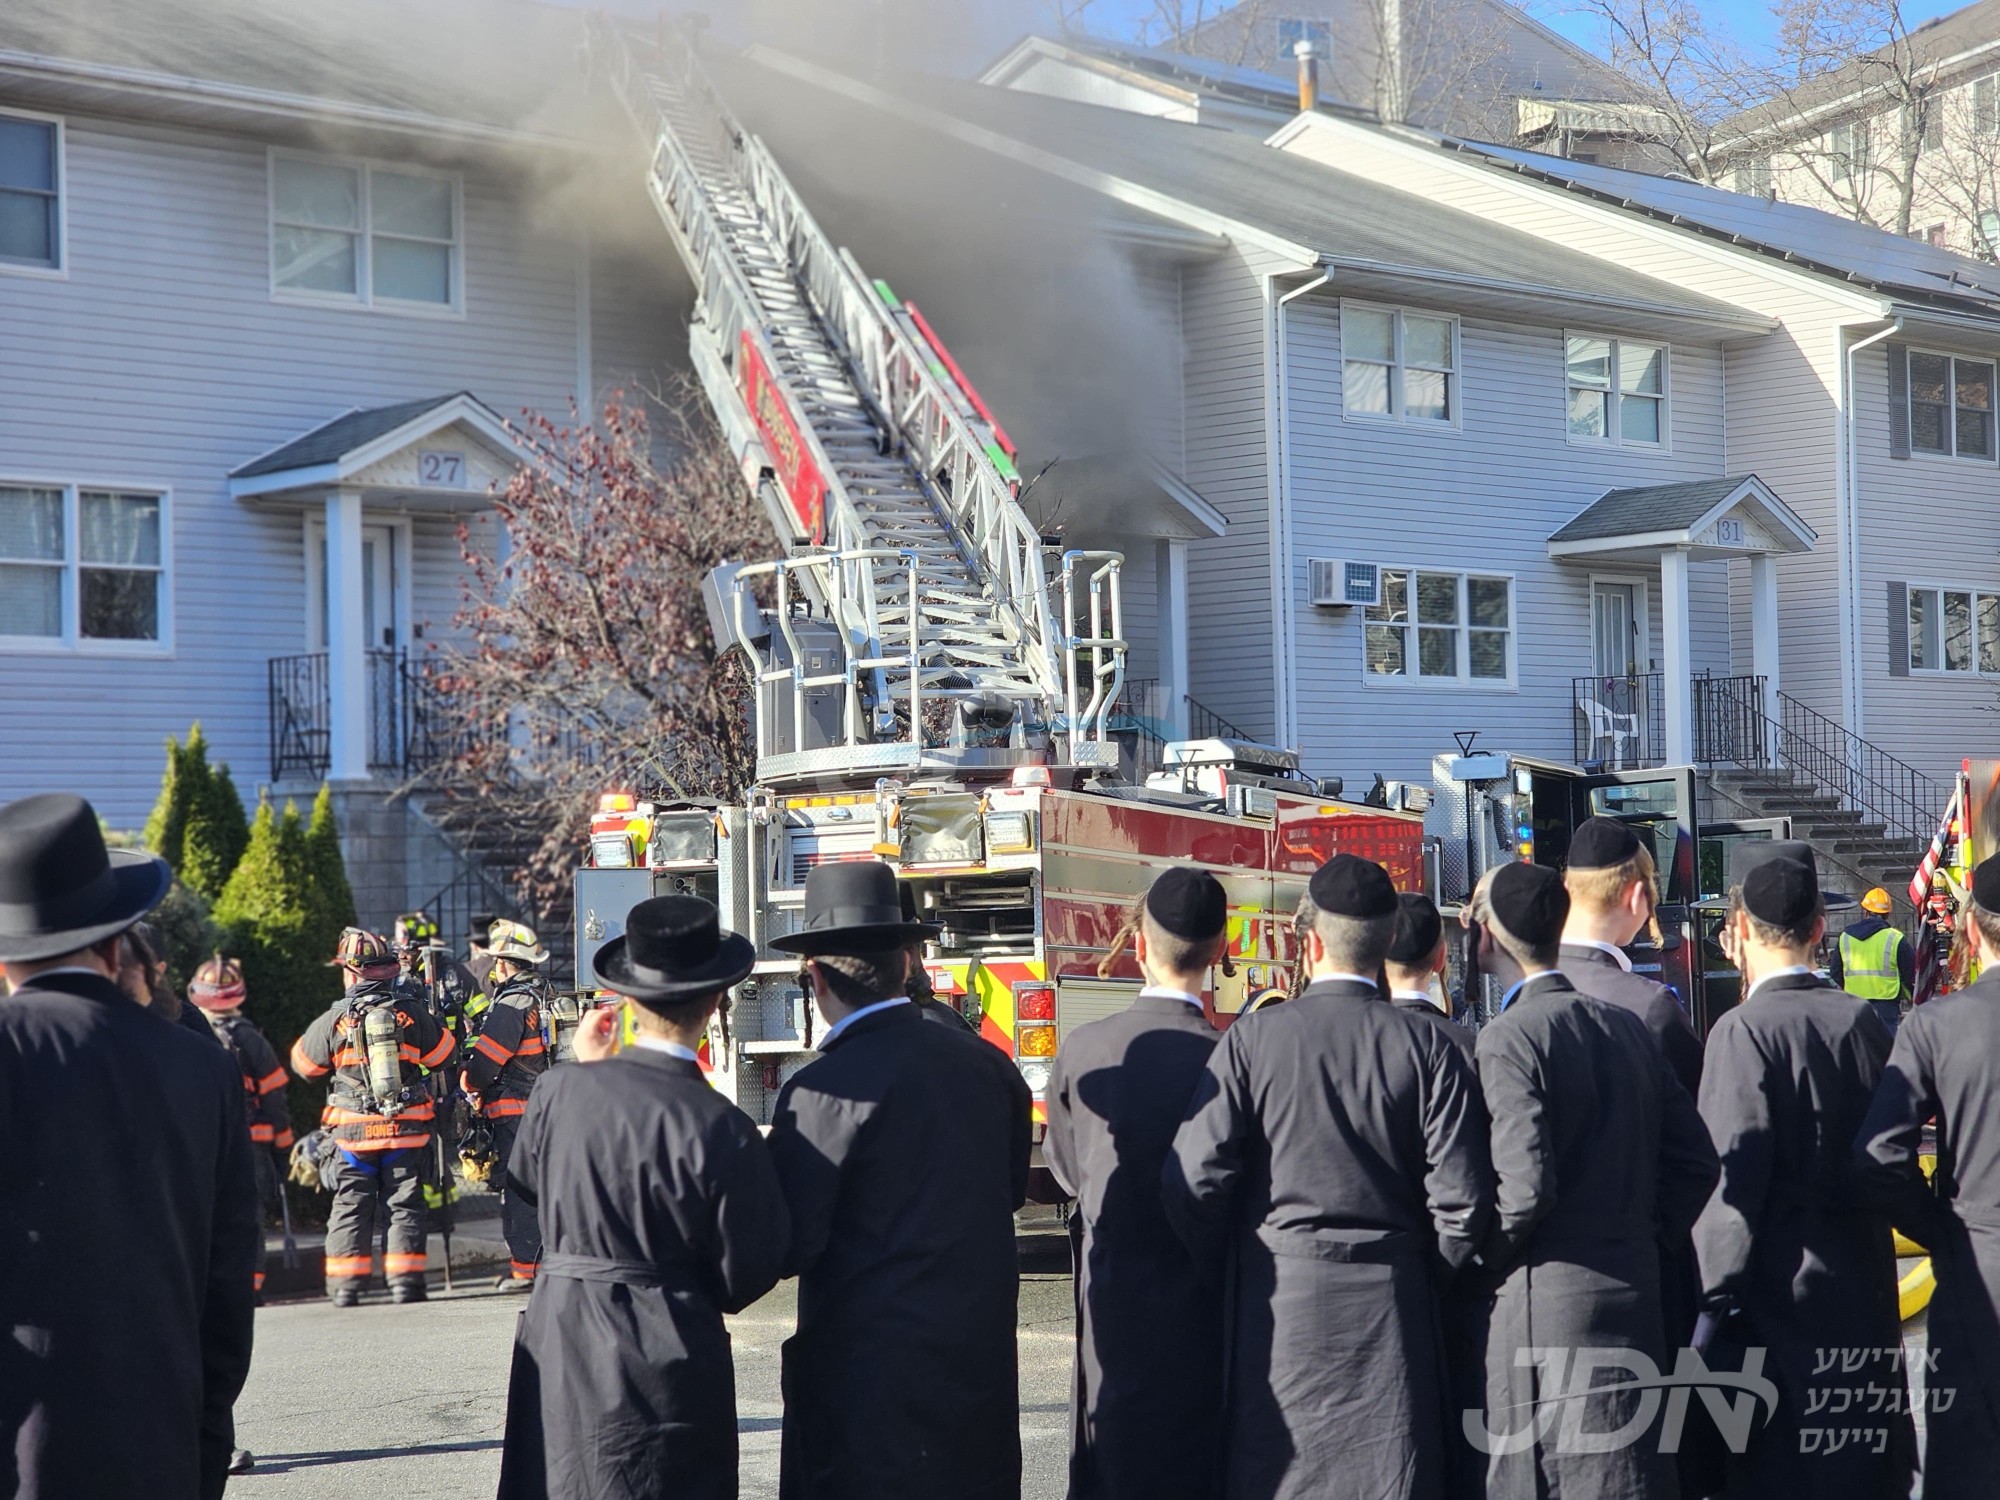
[589,18,1124,771]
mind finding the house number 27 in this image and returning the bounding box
[417,450,466,487]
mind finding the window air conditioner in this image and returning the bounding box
[1308,559,1379,608]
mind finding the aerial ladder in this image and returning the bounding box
[588,17,1125,784]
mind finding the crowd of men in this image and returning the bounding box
[1,788,1998,1500]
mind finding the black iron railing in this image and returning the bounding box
[1571,673,1767,769]
[1108,679,1264,780]
[268,649,479,781]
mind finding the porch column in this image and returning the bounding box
[324,488,369,781]
[1659,547,1694,766]
[1750,552,1782,724]
[1156,538,1191,739]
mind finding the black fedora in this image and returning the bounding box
[771,860,939,956]
[592,895,756,1006]
[0,793,172,964]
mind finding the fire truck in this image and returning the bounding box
[569,20,1427,1137]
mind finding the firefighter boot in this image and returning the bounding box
[330,1285,361,1308]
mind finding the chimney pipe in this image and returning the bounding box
[1294,38,1321,113]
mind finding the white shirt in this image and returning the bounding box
[1316,972,1380,990]
[1745,965,1815,1002]
[1392,989,1448,1014]
[1565,938,1633,973]
[1499,971,1561,1012]
[819,996,911,1049]
[1139,985,1203,1010]
[631,1036,700,1063]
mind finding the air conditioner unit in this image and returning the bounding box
[1308,558,1380,608]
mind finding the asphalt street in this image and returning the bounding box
[230,1262,1078,1499]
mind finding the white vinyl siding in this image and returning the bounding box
[1566,334,1667,446]
[1340,301,1459,426]
[0,110,61,273]
[0,481,168,650]
[271,152,462,312]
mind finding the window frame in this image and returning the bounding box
[267,149,464,318]
[1274,16,1332,61]
[1905,345,1999,462]
[0,477,173,655]
[1361,566,1517,690]
[0,107,66,279]
[1904,581,2000,677]
[1338,300,1463,431]
[1563,331,1671,450]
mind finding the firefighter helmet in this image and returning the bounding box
[459,1117,498,1184]
[487,921,550,965]
[393,911,440,950]
[328,926,398,974]
[187,952,247,1012]
[1861,888,1894,916]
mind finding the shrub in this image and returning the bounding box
[181,761,250,903]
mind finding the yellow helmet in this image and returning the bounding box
[1861,888,1894,915]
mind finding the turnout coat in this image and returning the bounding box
[1856,970,2000,1499]
[1164,978,1493,1500]
[496,1045,790,1500]
[0,972,258,1500]
[1694,972,1911,1499]
[767,1002,1032,1500]
[1043,990,1222,1500]
[1475,972,1719,1500]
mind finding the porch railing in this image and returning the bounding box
[1110,678,1263,781]
[1570,673,1768,769]
[268,650,475,781]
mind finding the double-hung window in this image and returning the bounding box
[1342,303,1458,425]
[0,111,60,271]
[1908,350,1995,458]
[1567,334,1667,445]
[1830,118,1871,186]
[272,153,460,310]
[0,483,167,647]
[1906,585,2000,674]
[1365,568,1512,684]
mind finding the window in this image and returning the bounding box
[1920,96,1944,150]
[1276,17,1331,60]
[0,112,59,270]
[1341,303,1458,425]
[0,483,166,646]
[1566,334,1667,445]
[271,154,459,309]
[1908,350,1996,459]
[1981,210,2000,259]
[1907,584,2000,673]
[1830,118,1871,186]
[1732,156,1773,197]
[1977,74,2000,136]
[1365,569,1512,684]
[1926,223,1948,248]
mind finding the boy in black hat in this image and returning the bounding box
[1386,891,1471,1055]
[1695,843,1913,1497]
[0,793,257,1500]
[1043,866,1230,1499]
[1857,850,2000,1499]
[1166,853,1492,1500]
[766,860,1032,1500]
[496,895,788,1500]
[1470,860,1718,1500]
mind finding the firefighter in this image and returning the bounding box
[1165,854,1493,1500]
[1829,885,1914,1037]
[465,910,499,997]
[1385,891,1471,1054]
[1694,843,1913,1495]
[1043,867,1228,1500]
[462,920,552,1288]
[291,927,453,1306]
[1857,850,2000,1498]
[187,955,291,1299]
[393,913,480,1237]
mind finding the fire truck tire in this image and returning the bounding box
[1899,1258,1936,1322]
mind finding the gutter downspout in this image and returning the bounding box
[1841,318,1901,741]
[1271,263,1335,755]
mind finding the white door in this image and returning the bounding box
[309,522,401,653]
[1592,581,1638,679]
[1588,581,1644,767]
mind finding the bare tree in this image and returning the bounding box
[1566,0,1748,182]
[1915,79,2000,256]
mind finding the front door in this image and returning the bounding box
[1588,580,1646,767]
[311,522,401,654]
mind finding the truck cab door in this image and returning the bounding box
[1692,817,1792,1032]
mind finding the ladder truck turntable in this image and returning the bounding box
[569,19,1425,1161]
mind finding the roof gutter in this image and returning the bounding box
[1323,254,1775,335]
[1271,262,1336,754]
[1841,318,1902,739]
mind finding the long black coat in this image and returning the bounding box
[497,1045,789,1500]
[1475,972,1719,1500]
[1044,990,1221,1500]
[767,1002,1032,1500]
[1855,969,2000,1500]
[1390,992,1475,1056]
[0,971,258,1500]
[1694,972,1912,1499]
[1165,978,1492,1500]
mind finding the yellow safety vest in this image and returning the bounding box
[1839,927,1904,1002]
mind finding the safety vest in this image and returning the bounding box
[1839,927,1904,1001]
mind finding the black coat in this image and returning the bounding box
[1855,969,2000,1500]
[1694,972,1912,1499]
[767,1002,1032,1500]
[1474,972,1719,1500]
[0,971,258,1500]
[497,1046,790,1500]
[1557,942,1704,1096]
[1390,991,1475,1056]
[1043,990,1221,1500]
[1165,978,1492,1500]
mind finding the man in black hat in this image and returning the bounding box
[1043,866,1229,1500]
[1857,850,2000,1499]
[496,895,789,1500]
[1695,842,1912,1497]
[900,882,976,1034]
[1165,853,1492,1500]
[1386,891,1472,1055]
[0,793,258,1500]
[1470,860,1718,1500]
[766,859,1032,1500]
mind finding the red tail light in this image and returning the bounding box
[1015,984,1055,1022]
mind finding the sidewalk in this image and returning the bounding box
[264,1176,512,1298]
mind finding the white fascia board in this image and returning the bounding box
[745,45,1317,268]
[228,461,342,501]
[1327,254,1776,334]
[1272,112,1890,318]
[1887,303,2000,345]
[978,36,1061,86]
[1681,477,1819,550]
[1147,459,1228,538]
[1547,529,1694,558]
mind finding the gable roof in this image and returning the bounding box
[982,33,1370,122]
[228,392,522,504]
[1548,474,1816,558]
[231,395,471,480]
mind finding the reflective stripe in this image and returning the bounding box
[325,1255,373,1277]
[484,1097,528,1118]
[274,1128,295,1150]
[509,1259,537,1281]
[385,1253,427,1274]
[323,1103,436,1125]
[249,1123,274,1144]
[1840,929,1904,1001]
[289,1039,329,1080]
[473,1034,513,1065]
[418,1032,454,1069]
[253,1271,266,1291]
[257,1068,289,1095]
[516,1035,547,1056]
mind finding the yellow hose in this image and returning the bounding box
[1896,1152,1940,1320]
